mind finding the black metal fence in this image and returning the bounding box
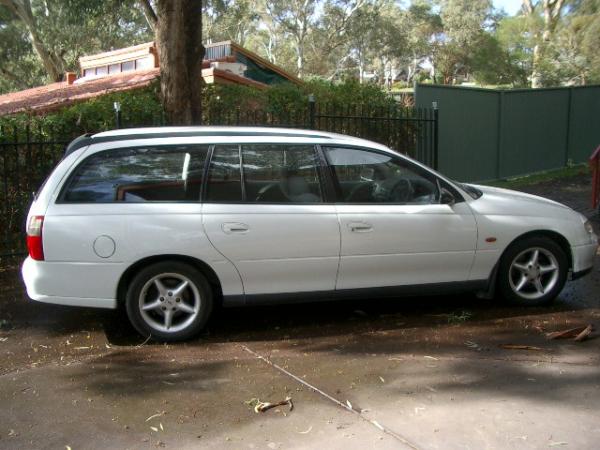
[0,101,438,259]
[0,125,70,259]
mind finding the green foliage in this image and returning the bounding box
[0,83,163,139]
[0,79,397,136]
[0,0,152,93]
[471,33,528,87]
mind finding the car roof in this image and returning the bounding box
[64,126,390,156]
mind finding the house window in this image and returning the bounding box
[83,69,94,77]
[109,63,121,74]
[135,57,153,70]
[122,60,135,72]
[96,66,108,76]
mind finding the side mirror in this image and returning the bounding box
[440,188,455,205]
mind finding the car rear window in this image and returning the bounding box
[60,145,209,203]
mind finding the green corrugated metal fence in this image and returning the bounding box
[415,84,600,182]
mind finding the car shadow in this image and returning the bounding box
[101,289,592,347]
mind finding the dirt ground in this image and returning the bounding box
[0,173,599,450]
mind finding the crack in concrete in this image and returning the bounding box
[241,343,421,450]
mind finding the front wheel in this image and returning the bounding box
[125,261,213,341]
[497,237,568,306]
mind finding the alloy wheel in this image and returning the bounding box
[138,272,201,333]
[508,247,560,300]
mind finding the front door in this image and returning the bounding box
[322,146,477,291]
[202,143,340,296]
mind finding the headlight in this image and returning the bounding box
[584,220,594,235]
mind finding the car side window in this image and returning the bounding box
[323,146,439,204]
[61,145,209,203]
[242,144,323,203]
[205,144,323,203]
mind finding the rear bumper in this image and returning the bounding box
[21,257,117,309]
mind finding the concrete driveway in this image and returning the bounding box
[1,172,599,450]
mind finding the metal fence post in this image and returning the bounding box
[308,94,316,129]
[113,102,122,129]
[432,101,439,170]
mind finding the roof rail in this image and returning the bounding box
[64,134,93,157]
[63,127,345,158]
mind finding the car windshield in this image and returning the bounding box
[455,182,483,199]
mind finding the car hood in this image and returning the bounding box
[466,184,574,218]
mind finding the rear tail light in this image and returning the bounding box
[26,215,45,261]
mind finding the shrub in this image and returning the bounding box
[0,78,399,138]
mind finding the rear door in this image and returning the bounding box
[202,143,340,296]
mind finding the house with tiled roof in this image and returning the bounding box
[0,41,301,116]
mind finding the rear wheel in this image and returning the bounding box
[125,261,213,342]
[497,236,568,306]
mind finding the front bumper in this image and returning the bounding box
[571,240,598,277]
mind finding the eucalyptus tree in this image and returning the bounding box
[521,0,569,87]
[0,0,151,88]
[433,0,492,84]
[139,0,204,125]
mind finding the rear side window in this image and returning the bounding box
[205,144,323,203]
[242,144,322,203]
[61,145,209,203]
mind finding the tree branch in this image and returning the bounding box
[138,0,158,30]
[522,0,535,15]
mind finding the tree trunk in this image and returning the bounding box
[1,0,64,82]
[28,26,63,82]
[155,0,205,125]
[526,0,566,88]
[531,43,543,88]
[296,42,304,78]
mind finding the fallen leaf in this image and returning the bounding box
[150,426,158,432]
[145,412,164,422]
[424,355,439,360]
[371,420,384,431]
[298,426,312,434]
[379,376,385,383]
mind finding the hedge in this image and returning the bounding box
[0,78,399,140]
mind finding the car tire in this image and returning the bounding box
[497,236,568,306]
[125,261,213,342]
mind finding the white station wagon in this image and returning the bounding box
[22,127,597,341]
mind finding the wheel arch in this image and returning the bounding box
[481,229,573,299]
[116,254,223,305]
[504,229,573,271]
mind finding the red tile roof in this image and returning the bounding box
[0,68,160,116]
